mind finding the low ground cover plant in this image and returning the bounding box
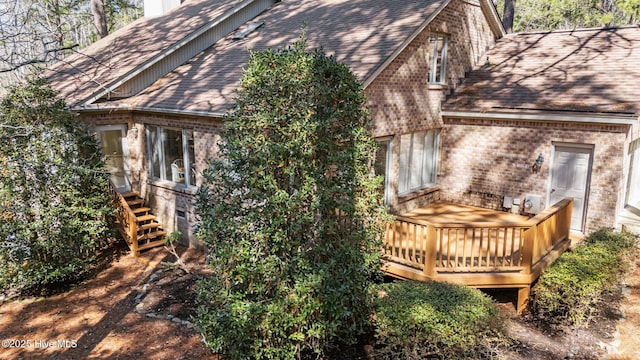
[532,228,638,327]
[373,280,507,359]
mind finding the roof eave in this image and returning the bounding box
[479,0,506,38]
[441,109,638,125]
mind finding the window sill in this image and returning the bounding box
[398,185,440,203]
[427,83,448,91]
[148,178,197,195]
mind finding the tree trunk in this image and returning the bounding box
[502,0,516,33]
[91,0,108,39]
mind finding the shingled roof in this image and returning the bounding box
[114,0,461,114]
[443,26,640,116]
[45,0,254,106]
[47,0,506,113]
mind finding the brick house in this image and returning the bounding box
[45,0,639,251]
[440,27,640,234]
[46,0,504,246]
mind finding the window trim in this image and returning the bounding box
[398,130,439,196]
[427,34,448,85]
[146,125,196,187]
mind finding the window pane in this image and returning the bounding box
[375,140,390,202]
[428,35,447,84]
[399,131,439,194]
[399,134,411,193]
[423,131,436,185]
[147,125,161,179]
[409,132,425,190]
[185,129,196,186]
[162,128,184,183]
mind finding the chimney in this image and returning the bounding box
[144,0,182,17]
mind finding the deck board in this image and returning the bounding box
[401,201,528,225]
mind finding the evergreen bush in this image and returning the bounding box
[194,35,390,359]
[0,80,112,291]
[373,281,507,359]
[532,228,638,327]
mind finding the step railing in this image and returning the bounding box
[109,181,139,255]
[383,198,573,277]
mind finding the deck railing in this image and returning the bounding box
[109,181,138,255]
[383,198,573,277]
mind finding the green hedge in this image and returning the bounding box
[194,35,390,359]
[532,228,638,327]
[373,281,507,359]
[0,80,112,292]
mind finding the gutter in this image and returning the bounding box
[441,109,638,125]
[74,104,227,120]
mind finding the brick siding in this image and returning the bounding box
[82,111,223,247]
[440,117,629,233]
[365,0,497,213]
[80,0,501,243]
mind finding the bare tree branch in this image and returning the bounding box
[0,43,79,73]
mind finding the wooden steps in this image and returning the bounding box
[111,187,167,256]
[126,198,145,207]
[138,230,167,242]
[138,239,167,252]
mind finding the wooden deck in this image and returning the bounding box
[382,198,574,313]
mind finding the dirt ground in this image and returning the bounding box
[1,241,639,360]
[0,242,216,360]
[498,251,640,360]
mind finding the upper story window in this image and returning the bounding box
[146,125,196,187]
[428,34,448,84]
[399,130,439,195]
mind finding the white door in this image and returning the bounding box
[549,145,593,232]
[626,139,640,212]
[98,125,131,192]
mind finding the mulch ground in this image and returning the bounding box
[0,242,215,360]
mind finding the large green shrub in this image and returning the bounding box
[0,80,112,291]
[373,281,506,359]
[195,35,390,359]
[532,228,638,327]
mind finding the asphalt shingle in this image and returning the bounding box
[48,0,450,112]
[444,26,640,116]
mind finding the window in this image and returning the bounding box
[428,34,448,84]
[627,139,640,207]
[374,138,392,204]
[399,130,439,194]
[146,125,196,187]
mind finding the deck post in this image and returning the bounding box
[520,226,535,275]
[517,286,531,314]
[423,225,437,277]
[562,199,573,243]
[129,212,139,257]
